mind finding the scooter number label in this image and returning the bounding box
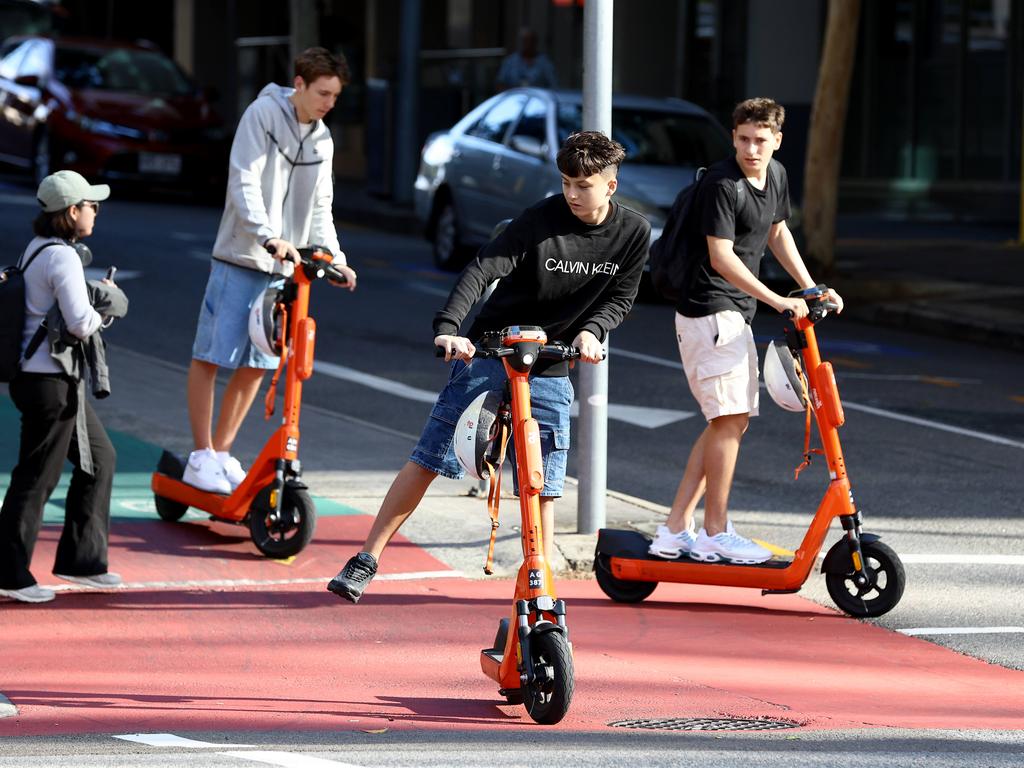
[286,437,298,453]
[528,569,542,589]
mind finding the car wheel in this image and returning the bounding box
[32,129,50,187]
[432,199,465,271]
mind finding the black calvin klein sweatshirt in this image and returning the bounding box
[432,194,650,375]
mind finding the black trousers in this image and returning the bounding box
[0,373,116,589]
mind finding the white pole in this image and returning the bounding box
[577,0,613,534]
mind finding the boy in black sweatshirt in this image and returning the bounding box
[328,131,650,603]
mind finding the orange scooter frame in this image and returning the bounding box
[467,326,579,725]
[595,286,906,618]
[150,246,346,558]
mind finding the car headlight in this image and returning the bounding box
[421,135,455,167]
[70,113,147,140]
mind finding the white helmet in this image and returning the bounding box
[248,286,284,358]
[764,340,808,412]
[454,389,505,480]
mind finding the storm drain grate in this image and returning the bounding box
[609,717,802,732]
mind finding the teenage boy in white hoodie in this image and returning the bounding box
[184,47,358,494]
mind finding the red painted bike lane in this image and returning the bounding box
[2,513,1023,736]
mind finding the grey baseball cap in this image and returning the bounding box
[37,170,110,213]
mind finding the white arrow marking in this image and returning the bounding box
[314,361,694,428]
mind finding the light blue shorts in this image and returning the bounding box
[192,260,281,370]
[410,358,574,497]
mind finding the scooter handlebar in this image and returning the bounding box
[433,342,585,361]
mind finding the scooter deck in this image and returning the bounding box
[597,528,792,568]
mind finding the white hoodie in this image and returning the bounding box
[212,83,344,274]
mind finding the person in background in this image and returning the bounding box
[496,27,557,90]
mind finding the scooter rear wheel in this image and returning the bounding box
[249,485,317,558]
[523,628,574,725]
[594,554,658,603]
[154,494,188,522]
[825,540,905,618]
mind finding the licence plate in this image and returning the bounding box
[139,152,182,175]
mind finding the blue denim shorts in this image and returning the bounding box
[410,358,574,497]
[192,260,282,370]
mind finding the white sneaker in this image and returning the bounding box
[690,525,772,564]
[0,584,55,603]
[216,452,246,490]
[55,572,123,589]
[183,448,231,494]
[648,524,698,559]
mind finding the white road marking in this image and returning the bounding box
[841,401,1024,449]
[614,347,1021,448]
[897,553,1024,566]
[315,361,438,403]
[220,751,365,768]
[48,570,464,592]
[570,400,694,428]
[898,626,1024,636]
[114,733,253,748]
[315,361,694,428]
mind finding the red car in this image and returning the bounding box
[0,36,227,190]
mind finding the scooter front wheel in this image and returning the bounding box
[249,485,317,558]
[594,553,658,603]
[523,628,574,725]
[825,540,905,618]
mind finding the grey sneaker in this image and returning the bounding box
[327,552,378,604]
[54,572,124,589]
[0,584,55,603]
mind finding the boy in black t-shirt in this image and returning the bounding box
[648,98,844,564]
[328,131,650,603]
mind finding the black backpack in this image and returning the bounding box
[648,168,753,302]
[648,168,708,302]
[0,241,60,382]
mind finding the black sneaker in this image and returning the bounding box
[327,552,378,603]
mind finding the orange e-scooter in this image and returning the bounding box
[448,326,581,725]
[594,286,906,618]
[150,246,347,558]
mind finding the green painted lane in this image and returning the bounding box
[0,396,360,520]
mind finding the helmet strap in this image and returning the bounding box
[793,399,824,480]
[263,302,289,419]
[482,419,512,575]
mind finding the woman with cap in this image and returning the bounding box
[0,170,124,603]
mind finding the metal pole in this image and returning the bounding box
[393,0,421,205]
[577,0,613,534]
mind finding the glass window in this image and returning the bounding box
[511,97,548,144]
[54,46,193,95]
[465,93,526,143]
[963,0,1011,178]
[556,102,731,167]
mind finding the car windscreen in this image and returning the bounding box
[54,47,193,95]
[556,103,731,167]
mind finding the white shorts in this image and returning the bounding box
[676,310,759,421]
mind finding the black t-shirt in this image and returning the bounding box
[433,194,650,375]
[675,156,790,322]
